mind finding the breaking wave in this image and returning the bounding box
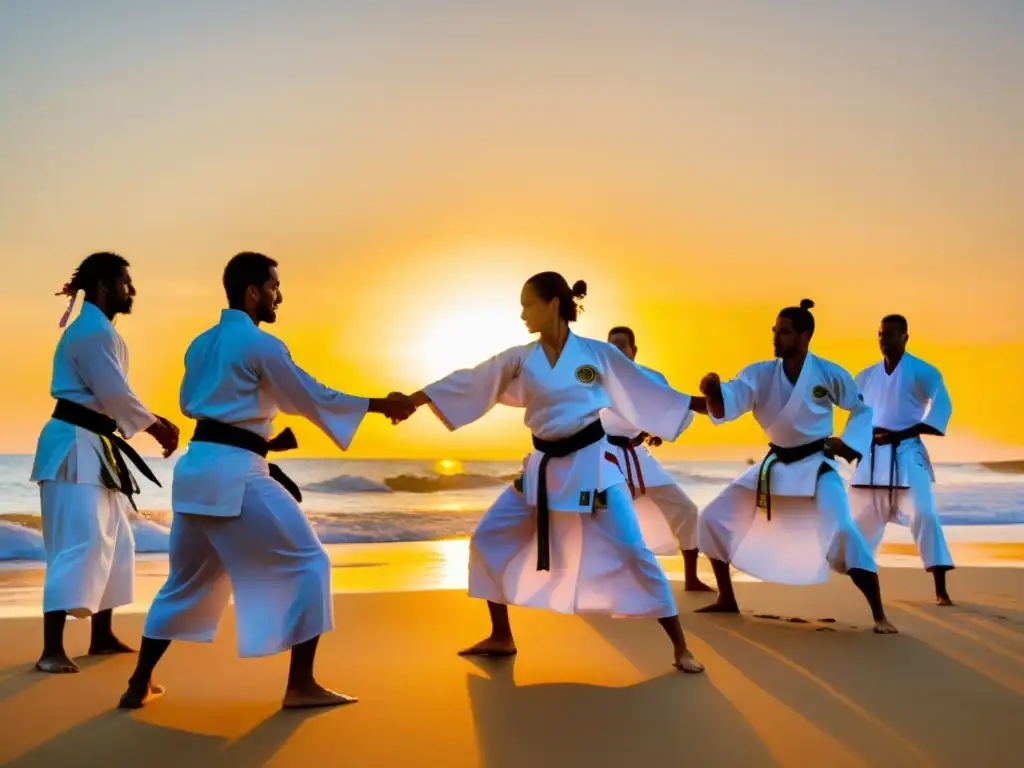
[304,473,513,494]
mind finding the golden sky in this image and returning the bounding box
[2,2,1021,461]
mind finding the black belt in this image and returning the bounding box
[531,419,607,571]
[606,434,646,498]
[191,420,303,502]
[755,438,828,521]
[866,431,905,506]
[51,398,161,510]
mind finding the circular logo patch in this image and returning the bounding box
[812,385,830,399]
[575,365,598,384]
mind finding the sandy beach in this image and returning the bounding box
[1,542,1022,767]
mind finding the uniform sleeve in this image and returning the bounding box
[421,346,526,430]
[71,330,156,439]
[598,343,694,441]
[640,366,671,388]
[709,363,762,426]
[832,365,873,462]
[258,338,369,451]
[917,363,952,435]
[496,373,526,408]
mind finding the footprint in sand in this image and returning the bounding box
[816,618,836,624]
[752,614,810,624]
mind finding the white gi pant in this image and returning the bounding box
[608,442,698,555]
[697,469,877,585]
[849,459,954,571]
[469,483,677,619]
[40,481,135,618]
[143,472,333,658]
[633,484,699,556]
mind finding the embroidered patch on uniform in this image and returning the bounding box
[575,365,598,384]
[579,490,591,507]
[812,385,835,401]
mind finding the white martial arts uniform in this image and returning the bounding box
[600,364,699,556]
[850,353,954,571]
[142,309,368,657]
[422,332,695,618]
[30,301,157,617]
[697,354,878,585]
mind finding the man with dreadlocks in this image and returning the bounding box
[694,300,898,633]
[30,252,180,674]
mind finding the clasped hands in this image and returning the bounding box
[376,391,423,425]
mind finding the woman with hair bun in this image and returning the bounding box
[392,271,707,672]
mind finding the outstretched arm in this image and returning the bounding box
[259,339,411,451]
[600,344,695,441]
[398,347,525,431]
[701,364,764,424]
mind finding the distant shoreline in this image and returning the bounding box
[0,453,1021,465]
[981,460,1024,474]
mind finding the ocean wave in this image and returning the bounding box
[0,511,484,561]
[383,473,514,493]
[980,460,1024,475]
[132,518,171,552]
[309,512,479,543]
[0,514,171,562]
[304,475,391,494]
[2,483,1022,562]
[0,521,45,561]
[301,472,514,495]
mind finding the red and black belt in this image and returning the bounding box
[606,433,647,498]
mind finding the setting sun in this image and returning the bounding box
[434,459,465,476]
[416,303,532,381]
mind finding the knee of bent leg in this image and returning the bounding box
[698,506,727,538]
[676,492,699,521]
[306,547,332,585]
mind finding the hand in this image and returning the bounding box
[824,437,857,463]
[699,373,721,396]
[146,416,180,458]
[381,392,417,424]
[699,373,725,419]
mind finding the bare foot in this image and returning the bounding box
[35,653,79,674]
[89,636,135,655]
[873,618,899,634]
[282,683,358,709]
[684,579,716,593]
[457,637,518,657]
[118,682,165,709]
[936,595,954,607]
[695,599,739,614]
[673,648,705,674]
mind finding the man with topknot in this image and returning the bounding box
[694,299,897,634]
